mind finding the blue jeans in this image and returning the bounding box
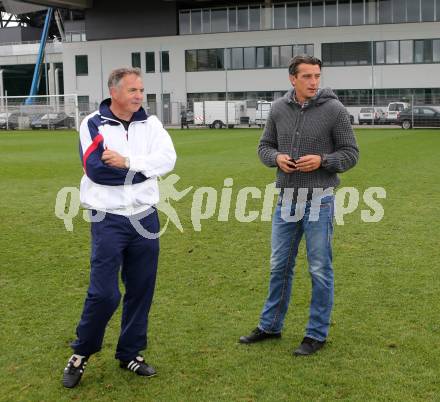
[258,193,335,342]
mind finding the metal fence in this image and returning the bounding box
[152,96,440,130]
[0,94,79,131]
[2,94,438,131]
[341,95,440,129]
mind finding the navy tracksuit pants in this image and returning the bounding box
[71,209,159,361]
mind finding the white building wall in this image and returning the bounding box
[62,22,440,108]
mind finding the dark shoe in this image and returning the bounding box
[119,355,157,377]
[293,337,326,356]
[62,354,88,388]
[239,327,281,344]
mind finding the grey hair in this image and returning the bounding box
[107,67,141,89]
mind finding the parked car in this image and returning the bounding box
[30,112,75,129]
[0,112,24,129]
[386,102,410,124]
[358,107,385,125]
[398,106,440,129]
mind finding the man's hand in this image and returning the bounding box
[294,154,322,172]
[276,154,297,173]
[102,148,126,169]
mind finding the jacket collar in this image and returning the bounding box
[284,88,321,109]
[99,98,148,123]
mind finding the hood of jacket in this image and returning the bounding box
[284,87,339,108]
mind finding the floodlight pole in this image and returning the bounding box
[5,90,8,130]
[371,41,375,117]
[225,48,229,127]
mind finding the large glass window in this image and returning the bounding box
[228,7,237,31]
[322,43,336,65]
[224,48,231,69]
[160,51,170,72]
[338,0,351,25]
[231,47,244,69]
[215,49,225,69]
[75,55,88,75]
[185,50,197,72]
[325,0,337,26]
[274,4,285,28]
[237,7,248,31]
[331,43,346,65]
[433,39,440,62]
[191,10,201,34]
[345,42,371,64]
[414,40,425,63]
[271,46,280,67]
[421,0,435,21]
[207,49,217,70]
[202,49,223,70]
[196,49,209,70]
[366,0,377,24]
[131,52,141,68]
[352,0,365,25]
[286,3,298,28]
[293,44,305,56]
[399,40,413,63]
[392,0,406,23]
[211,8,227,32]
[299,1,311,27]
[202,9,210,33]
[243,47,256,69]
[306,44,314,55]
[379,0,392,23]
[422,40,433,62]
[185,43,314,71]
[249,6,261,30]
[145,52,155,73]
[179,11,190,34]
[180,1,438,36]
[312,1,324,27]
[322,42,370,65]
[280,45,292,67]
[415,40,433,63]
[407,0,420,22]
[256,47,271,68]
[385,41,399,63]
[375,41,385,64]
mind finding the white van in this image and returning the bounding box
[386,102,409,124]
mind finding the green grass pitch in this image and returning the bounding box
[0,128,439,401]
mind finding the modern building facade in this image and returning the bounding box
[1,0,440,123]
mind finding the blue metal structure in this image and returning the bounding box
[25,7,53,104]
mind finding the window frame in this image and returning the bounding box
[75,55,88,76]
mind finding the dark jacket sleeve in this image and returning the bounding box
[257,109,280,167]
[322,108,359,173]
[79,117,147,186]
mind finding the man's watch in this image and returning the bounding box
[124,157,130,169]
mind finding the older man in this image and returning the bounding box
[62,68,176,388]
[240,56,359,356]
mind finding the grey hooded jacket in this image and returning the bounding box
[258,87,359,192]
